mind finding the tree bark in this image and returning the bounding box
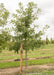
[20,43,23,75]
[25,50,27,69]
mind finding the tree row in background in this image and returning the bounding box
[46,37,54,44]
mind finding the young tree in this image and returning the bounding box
[0,3,9,26]
[11,2,49,68]
[11,2,41,68]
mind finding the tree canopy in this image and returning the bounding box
[11,2,42,52]
[0,3,9,26]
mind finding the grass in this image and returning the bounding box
[0,58,54,69]
[0,61,20,68]
[0,44,54,61]
[0,55,20,60]
[0,44,54,69]
[40,44,54,49]
[0,51,54,60]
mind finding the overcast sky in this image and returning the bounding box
[0,0,54,40]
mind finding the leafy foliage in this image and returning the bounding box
[0,3,9,52]
[0,3,9,26]
[0,28,11,50]
[11,2,43,52]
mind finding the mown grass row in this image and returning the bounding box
[0,58,54,69]
[40,44,54,49]
[0,48,54,60]
[0,55,20,60]
[0,48,54,57]
[0,44,54,56]
[0,51,54,61]
[0,53,54,61]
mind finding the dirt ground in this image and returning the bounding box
[0,64,54,75]
[0,55,54,63]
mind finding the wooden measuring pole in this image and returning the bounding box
[20,43,23,75]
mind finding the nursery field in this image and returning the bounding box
[0,44,54,75]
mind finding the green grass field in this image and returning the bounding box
[0,58,54,69]
[0,44,54,75]
[0,44,54,68]
[0,44,54,60]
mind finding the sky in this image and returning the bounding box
[0,0,54,40]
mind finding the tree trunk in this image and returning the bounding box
[20,43,23,75]
[25,50,27,69]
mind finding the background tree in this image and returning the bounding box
[0,28,11,51]
[0,3,9,52]
[46,37,49,44]
[50,38,54,44]
[9,36,20,53]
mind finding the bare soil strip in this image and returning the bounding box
[0,64,54,75]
